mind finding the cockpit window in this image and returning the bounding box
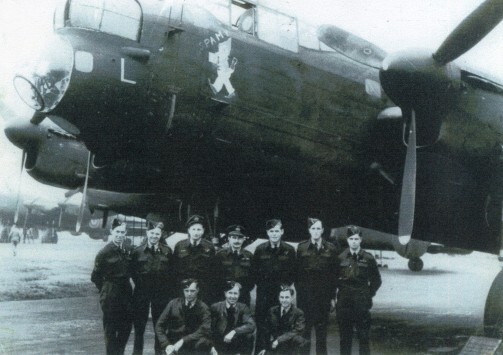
[256,7,298,53]
[174,0,298,52]
[231,0,255,35]
[67,0,141,41]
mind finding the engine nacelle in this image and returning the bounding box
[25,129,90,189]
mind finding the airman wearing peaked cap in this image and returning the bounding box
[215,224,254,306]
[173,215,219,305]
[186,214,204,228]
[226,224,247,238]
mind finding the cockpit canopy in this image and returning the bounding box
[54,0,142,41]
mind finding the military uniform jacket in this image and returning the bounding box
[131,243,174,300]
[336,248,382,297]
[252,241,296,288]
[210,301,256,339]
[215,248,254,294]
[131,243,172,280]
[173,239,216,281]
[265,306,305,346]
[155,297,211,349]
[296,239,339,301]
[91,241,131,291]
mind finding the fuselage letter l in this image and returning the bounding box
[121,58,136,85]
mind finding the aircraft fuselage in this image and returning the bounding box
[8,0,503,246]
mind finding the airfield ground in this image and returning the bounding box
[0,231,501,354]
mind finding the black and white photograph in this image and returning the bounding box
[1,0,503,354]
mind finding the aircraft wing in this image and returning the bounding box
[329,226,471,258]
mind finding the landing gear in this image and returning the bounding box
[375,250,388,268]
[484,269,503,338]
[407,257,424,272]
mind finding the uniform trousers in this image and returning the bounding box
[298,288,331,355]
[132,283,170,355]
[100,280,133,355]
[255,285,280,349]
[337,289,372,355]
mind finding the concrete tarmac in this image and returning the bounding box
[0,250,501,354]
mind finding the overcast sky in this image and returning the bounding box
[0,0,502,204]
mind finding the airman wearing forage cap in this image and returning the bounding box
[131,221,174,355]
[173,215,219,305]
[296,217,340,355]
[336,225,382,355]
[91,218,133,355]
[215,225,254,306]
[252,218,296,351]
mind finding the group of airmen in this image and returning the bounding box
[91,215,382,355]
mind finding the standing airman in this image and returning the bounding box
[215,224,254,306]
[252,219,296,349]
[296,217,340,355]
[91,218,133,355]
[131,221,174,355]
[173,215,219,305]
[336,225,382,355]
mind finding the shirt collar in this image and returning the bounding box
[269,241,280,249]
[281,306,291,314]
[189,238,201,247]
[230,247,241,254]
[351,248,361,256]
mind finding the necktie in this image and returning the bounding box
[281,308,285,317]
[225,306,235,333]
[228,305,235,316]
[349,253,359,278]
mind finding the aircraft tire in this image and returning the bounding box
[407,257,423,272]
[484,268,503,338]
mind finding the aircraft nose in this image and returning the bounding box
[13,34,73,113]
[4,120,43,150]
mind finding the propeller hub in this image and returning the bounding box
[4,121,42,150]
[380,49,457,109]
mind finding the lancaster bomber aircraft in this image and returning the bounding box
[2,0,503,336]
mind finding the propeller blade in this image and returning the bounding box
[102,210,109,229]
[398,110,417,245]
[213,199,219,233]
[433,0,503,65]
[23,207,31,234]
[58,207,63,230]
[76,152,92,233]
[14,151,27,224]
[30,112,46,125]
